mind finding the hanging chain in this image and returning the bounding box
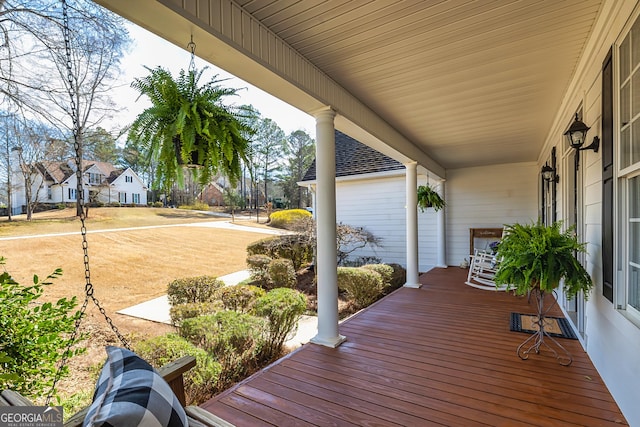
[47,0,130,405]
[187,35,196,73]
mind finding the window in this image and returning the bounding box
[629,174,640,315]
[125,175,133,183]
[68,188,76,200]
[88,173,102,184]
[47,186,52,200]
[119,192,127,203]
[132,193,140,204]
[619,15,640,320]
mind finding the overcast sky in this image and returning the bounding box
[107,22,316,138]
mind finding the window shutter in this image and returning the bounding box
[602,47,614,303]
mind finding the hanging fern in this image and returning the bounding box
[417,184,446,212]
[129,66,255,190]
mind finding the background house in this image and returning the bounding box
[10,158,147,214]
[300,130,537,270]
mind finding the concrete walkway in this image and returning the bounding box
[117,269,318,349]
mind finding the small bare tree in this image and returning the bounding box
[11,121,50,220]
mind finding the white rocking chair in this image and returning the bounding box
[465,248,509,291]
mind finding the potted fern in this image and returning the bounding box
[417,184,446,212]
[494,221,593,365]
[493,221,593,298]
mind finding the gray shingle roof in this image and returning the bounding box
[301,130,403,181]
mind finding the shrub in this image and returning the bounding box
[169,301,222,326]
[362,264,394,287]
[343,256,382,267]
[387,263,407,290]
[269,209,312,230]
[0,260,84,399]
[179,311,266,388]
[167,276,224,306]
[267,258,296,290]
[246,254,272,285]
[247,234,313,270]
[135,333,222,405]
[218,284,266,313]
[178,200,210,211]
[336,224,382,266]
[153,201,163,207]
[252,288,307,360]
[337,267,385,309]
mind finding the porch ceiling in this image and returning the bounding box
[99,0,604,171]
[233,0,602,169]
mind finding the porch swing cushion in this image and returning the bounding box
[83,346,188,427]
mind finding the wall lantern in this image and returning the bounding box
[541,164,559,183]
[564,113,600,152]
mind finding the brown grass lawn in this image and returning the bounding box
[0,207,274,402]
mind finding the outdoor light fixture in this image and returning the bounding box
[541,164,559,183]
[564,113,600,152]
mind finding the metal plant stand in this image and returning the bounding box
[517,288,573,366]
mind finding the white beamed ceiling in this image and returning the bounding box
[100,0,604,171]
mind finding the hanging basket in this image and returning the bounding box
[417,184,445,212]
[173,136,202,169]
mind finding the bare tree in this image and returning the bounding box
[9,118,53,220]
[0,0,130,216]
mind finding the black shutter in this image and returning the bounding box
[602,47,614,303]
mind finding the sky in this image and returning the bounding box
[107,22,316,138]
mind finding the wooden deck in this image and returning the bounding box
[200,267,628,426]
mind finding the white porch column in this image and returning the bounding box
[310,107,346,348]
[436,180,447,268]
[404,161,421,288]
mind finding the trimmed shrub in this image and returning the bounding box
[246,234,313,269]
[362,264,394,287]
[252,288,307,360]
[179,311,266,387]
[246,254,272,285]
[178,201,210,211]
[169,301,222,326]
[387,263,407,290]
[218,285,266,313]
[267,258,296,290]
[167,276,224,306]
[337,267,385,309]
[269,209,312,230]
[135,333,221,405]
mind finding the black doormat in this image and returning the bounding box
[510,312,578,340]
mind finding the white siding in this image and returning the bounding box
[540,3,640,424]
[334,173,437,271]
[113,169,147,206]
[445,162,539,266]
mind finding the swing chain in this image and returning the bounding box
[46,0,130,405]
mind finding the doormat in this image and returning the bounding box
[510,312,578,340]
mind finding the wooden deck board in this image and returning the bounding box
[200,267,628,426]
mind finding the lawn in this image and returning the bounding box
[0,207,273,402]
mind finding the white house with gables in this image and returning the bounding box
[11,157,147,214]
